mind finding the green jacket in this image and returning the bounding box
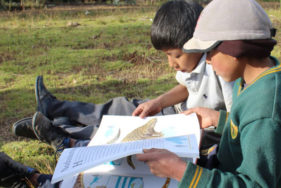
[179,57,281,188]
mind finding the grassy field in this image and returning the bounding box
[0,5,177,173]
[0,3,280,174]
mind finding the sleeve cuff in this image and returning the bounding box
[215,110,229,134]
[178,162,204,188]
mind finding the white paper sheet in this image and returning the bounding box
[55,113,201,187]
[52,135,198,183]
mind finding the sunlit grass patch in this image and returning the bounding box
[267,8,281,59]
[1,140,56,174]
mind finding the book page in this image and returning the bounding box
[60,174,180,188]
[89,113,200,146]
[84,135,197,177]
[57,113,201,187]
[52,135,198,184]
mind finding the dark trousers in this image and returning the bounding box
[44,96,221,152]
[45,96,177,140]
[0,161,23,188]
[0,152,55,188]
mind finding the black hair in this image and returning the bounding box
[151,0,203,50]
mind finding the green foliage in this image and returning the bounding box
[266,9,281,58]
[260,0,279,2]
[0,0,159,11]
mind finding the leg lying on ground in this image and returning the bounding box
[0,152,54,188]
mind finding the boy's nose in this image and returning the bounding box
[168,59,179,69]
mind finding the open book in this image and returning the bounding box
[52,113,201,187]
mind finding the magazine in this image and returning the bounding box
[52,114,201,187]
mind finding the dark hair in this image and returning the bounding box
[151,0,203,50]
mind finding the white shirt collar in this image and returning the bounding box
[189,53,207,75]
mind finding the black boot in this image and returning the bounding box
[32,112,70,151]
[0,152,38,188]
[35,76,56,118]
[12,117,36,139]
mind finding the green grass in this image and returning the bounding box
[0,6,174,120]
[0,4,280,174]
[1,140,56,174]
[0,5,176,173]
[267,8,281,58]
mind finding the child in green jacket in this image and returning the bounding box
[136,0,281,187]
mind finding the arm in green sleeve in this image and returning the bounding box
[179,119,281,188]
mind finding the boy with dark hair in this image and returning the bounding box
[150,0,201,51]
[136,0,281,187]
[133,0,232,119]
[14,0,232,154]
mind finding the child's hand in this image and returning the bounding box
[132,99,162,118]
[136,148,187,181]
[182,107,220,129]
